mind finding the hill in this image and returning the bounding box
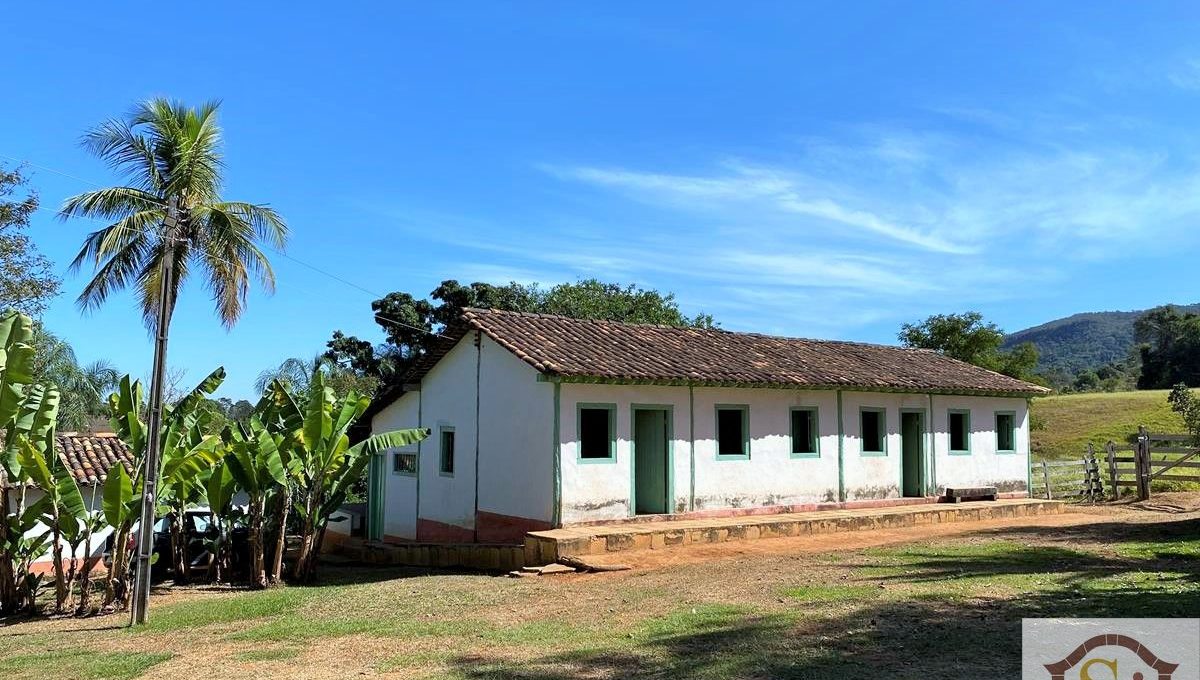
[1030,390,1185,461]
[1003,303,1200,374]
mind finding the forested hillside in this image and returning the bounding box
[1003,303,1200,375]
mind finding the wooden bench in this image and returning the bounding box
[943,486,997,502]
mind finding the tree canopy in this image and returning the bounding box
[1135,305,1200,389]
[898,311,1040,382]
[0,166,60,316]
[326,278,714,391]
[61,99,287,329]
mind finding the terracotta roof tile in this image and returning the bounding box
[414,308,1049,395]
[54,433,135,486]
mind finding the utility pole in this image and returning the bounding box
[130,196,179,625]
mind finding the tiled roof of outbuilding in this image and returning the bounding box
[55,433,135,486]
[414,308,1048,396]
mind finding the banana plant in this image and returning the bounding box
[0,310,66,615]
[202,461,239,583]
[103,368,226,606]
[264,370,428,582]
[223,417,287,588]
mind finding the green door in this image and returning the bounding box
[367,454,385,540]
[901,412,924,497]
[633,409,669,515]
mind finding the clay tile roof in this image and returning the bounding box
[54,433,135,486]
[423,308,1049,396]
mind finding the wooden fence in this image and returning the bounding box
[1034,428,1200,502]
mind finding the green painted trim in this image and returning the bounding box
[416,388,423,527]
[688,385,696,512]
[836,391,845,502]
[948,408,972,455]
[533,372,1044,398]
[1025,398,1033,495]
[788,406,820,458]
[473,331,481,541]
[575,402,618,464]
[994,410,1017,454]
[899,408,927,496]
[367,454,385,540]
[858,406,888,456]
[714,403,751,460]
[438,426,456,476]
[552,381,562,528]
[630,404,675,516]
[928,393,937,495]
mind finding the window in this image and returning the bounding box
[790,408,818,456]
[578,405,616,461]
[392,451,417,475]
[715,406,749,458]
[995,412,1015,453]
[860,408,886,454]
[949,410,970,454]
[439,428,455,475]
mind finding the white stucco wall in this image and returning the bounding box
[557,386,1031,522]
[371,391,421,539]
[9,486,112,566]
[477,335,554,524]
[930,395,1029,493]
[411,335,480,533]
[690,387,842,510]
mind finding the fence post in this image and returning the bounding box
[1041,460,1052,500]
[1084,443,1101,501]
[1105,441,1118,501]
[1136,426,1151,501]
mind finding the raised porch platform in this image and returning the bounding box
[524,498,1063,565]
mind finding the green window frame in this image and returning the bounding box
[859,407,887,456]
[577,403,618,463]
[948,409,971,455]
[789,407,820,458]
[714,404,750,460]
[438,426,456,476]
[392,450,418,476]
[995,411,1016,454]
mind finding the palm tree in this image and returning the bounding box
[61,98,288,330]
[31,325,120,430]
[254,355,325,395]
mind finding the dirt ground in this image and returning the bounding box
[2,493,1197,680]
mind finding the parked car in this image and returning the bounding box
[104,509,252,581]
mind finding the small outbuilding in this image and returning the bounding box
[368,309,1049,544]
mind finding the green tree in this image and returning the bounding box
[0,166,61,317]
[61,99,287,329]
[899,311,1040,381]
[30,325,120,430]
[0,310,64,614]
[260,371,428,581]
[1135,306,1200,389]
[326,278,714,391]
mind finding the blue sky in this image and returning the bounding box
[5,2,1200,399]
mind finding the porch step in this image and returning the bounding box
[522,498,1063,565]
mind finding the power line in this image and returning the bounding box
[12,156,445,340]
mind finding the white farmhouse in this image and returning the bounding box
[367,309,1049,544]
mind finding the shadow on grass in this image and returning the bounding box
[446,584,1200,680]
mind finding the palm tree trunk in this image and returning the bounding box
[291,492,320,582]
[269,487,290,583]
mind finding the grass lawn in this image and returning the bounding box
[2,499,1198,679]
[1031,389,1185,461]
